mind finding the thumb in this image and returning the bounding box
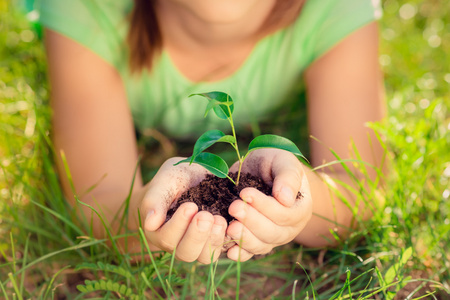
[143,209,161,232]
[271,154,303,207]
[141,184,177,232]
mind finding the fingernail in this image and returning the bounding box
[281,187,294,205]
[198,219,212,232]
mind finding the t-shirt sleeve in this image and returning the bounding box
[295,0,383,65]
[38,0,128,68]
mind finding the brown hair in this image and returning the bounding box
[127,0,305,75]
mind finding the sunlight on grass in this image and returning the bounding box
[1,0,449,298]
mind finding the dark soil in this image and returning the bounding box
[166,172,273,223]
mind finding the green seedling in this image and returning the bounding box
[174,91,306,185]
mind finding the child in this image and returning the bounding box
[39,0,385,263]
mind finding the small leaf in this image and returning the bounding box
[100,280,107,290]
[384,247,413,285]
[119,284,127,294]
[191,130,235,163]
[77,279,133,297]
[112,282,120,292]
[248,134,305,159]
[399,247,413,265]
[76,285,88,293]
[174,152,229,178]
[189,91,234,120]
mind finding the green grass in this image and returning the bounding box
[1,0,449,298]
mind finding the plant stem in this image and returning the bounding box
[228,112,243,186]
[236,157,244,186]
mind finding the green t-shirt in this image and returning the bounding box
[38,0,382,140]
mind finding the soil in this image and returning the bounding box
[165,172,273,224]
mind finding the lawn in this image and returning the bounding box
[1,0,449,299]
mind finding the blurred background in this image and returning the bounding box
[1,0,449,298]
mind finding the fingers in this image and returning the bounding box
[228,199,291,244]
[227,244,254,262]
[146,202,198,251]
[170,213,227,264]
[146,204,227,264]
[227,185,312,255]
[175,211,215,262]
[197,215,228,264]
[227,221,274,255]
[234,189,308,228]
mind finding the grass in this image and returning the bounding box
[1,0,449,298]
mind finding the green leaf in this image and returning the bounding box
[77,280,134,297]
[248,134,305,159]
[216,135,236,143]
[119,284,127,294]
[399,246,413,265]
[76,285,88,293]
[384,247,413,285]
[190,130,235,163]
[189,91,234,120]
[174,152,229,178]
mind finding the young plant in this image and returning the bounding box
[174,91,306,185]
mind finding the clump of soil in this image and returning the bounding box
[166,172,272,223]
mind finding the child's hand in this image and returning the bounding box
[226,149,312,261]
[141,158,228,264]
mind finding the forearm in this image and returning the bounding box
[294,166,380,247]
[75,188,145,236]
[66,183,162,255]
[80,186,176,258]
